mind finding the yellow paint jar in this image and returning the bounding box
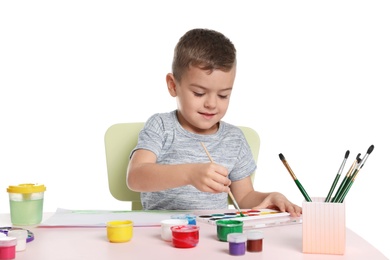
[106,220,133,243]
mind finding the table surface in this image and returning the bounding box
[0,213,387,260]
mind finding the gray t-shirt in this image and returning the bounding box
[131,110,257,210]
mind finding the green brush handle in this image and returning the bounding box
[338,180,354,203]
[331,175,349,202]
[325,174,341,202]
[333,168,359,203]
[295,179,312,202]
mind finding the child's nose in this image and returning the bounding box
[204,95,217,109]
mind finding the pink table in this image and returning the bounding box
[0,213,387,260]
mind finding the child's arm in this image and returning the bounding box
[127,149,231,193]
[230,177,302,217]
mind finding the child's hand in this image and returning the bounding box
[253,192,302,217]
[189,163,231,193]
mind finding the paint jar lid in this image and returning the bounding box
[8,229,28,239]
[215,219,243,227]
[227,233,247,243]
[7,183,46,194]
[0,237,17,247]
[161,219,188,226]
[246,230,264,240]
[171,225,199,233]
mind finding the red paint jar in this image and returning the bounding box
[0,237,17,260]
[246,230,264,252]
[171,225,200,248]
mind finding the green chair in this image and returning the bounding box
[104,122,260,210]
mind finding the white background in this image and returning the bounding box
[1,1,389,258]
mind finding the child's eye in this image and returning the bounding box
[218,95,229,99]
[193,92,205,97]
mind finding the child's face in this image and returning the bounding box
[167,65,236,134]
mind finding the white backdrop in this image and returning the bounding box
[1,1,389,258]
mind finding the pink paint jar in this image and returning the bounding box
[171,225,199,248]
[0,237,17,260]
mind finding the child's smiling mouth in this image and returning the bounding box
[199,112,216,119]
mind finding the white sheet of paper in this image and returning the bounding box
[39,208,301,228]
[39,208,192,227]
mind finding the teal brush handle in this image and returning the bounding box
[294,179,312,202]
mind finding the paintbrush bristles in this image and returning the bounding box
[279,153,297,180]
[367,144,374,154]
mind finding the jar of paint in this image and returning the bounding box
[7,229,28,252]
[215,219,243,242]
[227,233,247,256]
[0,236,17,260]
[160,218,188,241]
[106,220,133,243]
[246,230,264,252]
[7,183,46,226]
[171,225,200,248]
[171,214,197,225]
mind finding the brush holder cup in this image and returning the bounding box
[302,197,346,255]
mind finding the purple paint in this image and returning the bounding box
[227,233,246,256]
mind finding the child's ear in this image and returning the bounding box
[166,73,177,97]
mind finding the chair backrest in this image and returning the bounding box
[104,122,260,210]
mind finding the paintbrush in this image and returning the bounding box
[200,142,245,217]
[337,145,374,203]
[324,150,350,202]
[331,153,361,202]
[279,153,312,202]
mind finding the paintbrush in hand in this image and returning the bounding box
[200,142,245,217]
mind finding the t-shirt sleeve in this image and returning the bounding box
[228,128,257,182]
[129,114,165,158]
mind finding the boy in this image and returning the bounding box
[127,28,301,216]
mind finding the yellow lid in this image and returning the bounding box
[7,183,46,194]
